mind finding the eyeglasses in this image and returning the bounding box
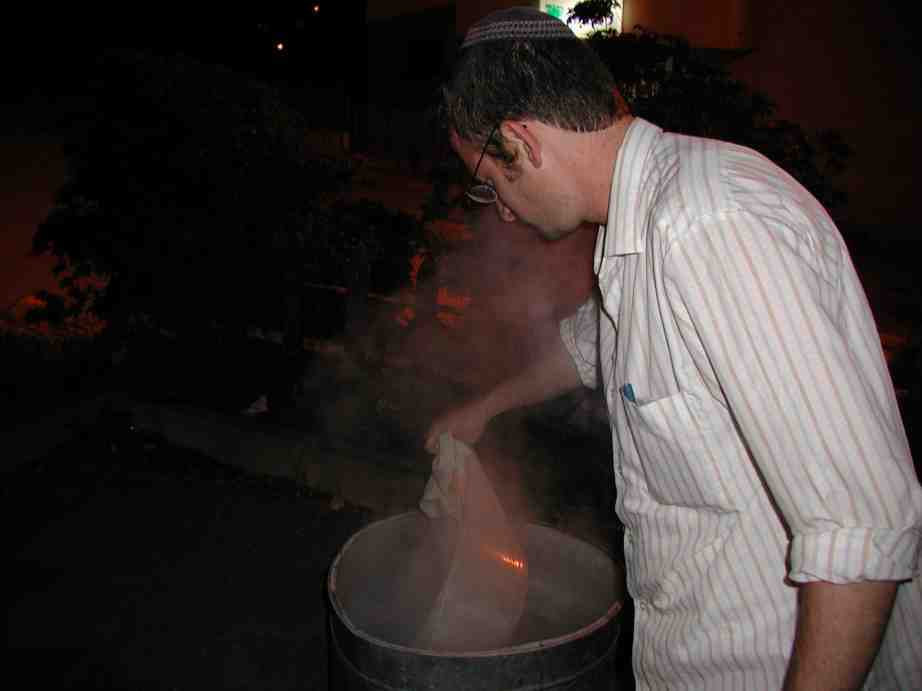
[465,124,499,205]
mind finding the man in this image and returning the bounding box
[426,7,922,690]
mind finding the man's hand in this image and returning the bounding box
[424,397,491,453]
[783,580,898,691]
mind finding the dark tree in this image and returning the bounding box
[566,0,851,212]
[587,29,851,211]
[31,49,340,335]
[568,0,621,29]
[30,46,437,361]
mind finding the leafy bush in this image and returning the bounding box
[32,48,443,345]
[31,50,346,336]
[586,28,851,211]
[304,199,436,296]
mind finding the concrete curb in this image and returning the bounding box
[125,401,620,548]
[8,392,620,548]
[4,392,427,516]
[128,398,430,516]
[5,395,110,471]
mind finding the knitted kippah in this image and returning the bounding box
[461,7,577,49]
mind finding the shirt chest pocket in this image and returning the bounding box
[623,389,741,512]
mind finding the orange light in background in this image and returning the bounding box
[313,4,320,12]
[276,42,285,51]
[436,287,472,311]
[396,306,415,328]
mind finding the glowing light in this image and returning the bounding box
[313,4,320,12]
[540,0,622,37]
[499,554,527,570]
[276,43,285,51]
[486,547,527,571]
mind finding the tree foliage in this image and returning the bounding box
[31,49,432,339]
[568,0,621,28]
[587,29,851,210]
[33,50,333,331]
[566,0,851,211]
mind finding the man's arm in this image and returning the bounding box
[424,333,582,452]
[783,580,897,691]
[664,209,918,689]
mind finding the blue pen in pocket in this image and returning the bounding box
[621,383,636,403]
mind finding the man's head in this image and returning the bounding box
[444,7,619,149]
[442,7,624,237]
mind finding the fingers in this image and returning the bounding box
[424,427,441,454]
[425,414,454,453]
[423,401,487,454]
[424,411,461,454]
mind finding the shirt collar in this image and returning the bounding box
[597,118,664,262]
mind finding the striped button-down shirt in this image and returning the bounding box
[561,118,922,689]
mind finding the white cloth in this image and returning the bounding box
[560,118,922,689]
[415,433,528,651]
[419,432,471,519]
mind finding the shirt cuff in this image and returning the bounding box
[559,302,598,389]
[788,527,922,584]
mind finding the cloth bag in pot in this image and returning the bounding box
[413,433,528,651]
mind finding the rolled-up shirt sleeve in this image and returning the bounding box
[559,295,600,390]
[665,211,922,584]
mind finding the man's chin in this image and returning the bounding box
[535,225,578,242]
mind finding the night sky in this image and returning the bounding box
[6,2,368,95]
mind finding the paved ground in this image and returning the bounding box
[3,343,630,691]
[4,415,633,691]
[4,428,374,691]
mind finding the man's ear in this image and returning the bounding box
[495,198,518,223]
[502,121,542,169]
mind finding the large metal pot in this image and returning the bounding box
[328,512,625,690]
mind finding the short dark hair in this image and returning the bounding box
[442,35,620,160]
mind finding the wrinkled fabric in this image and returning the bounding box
[561,118,922,689]
[415,434,528,651]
